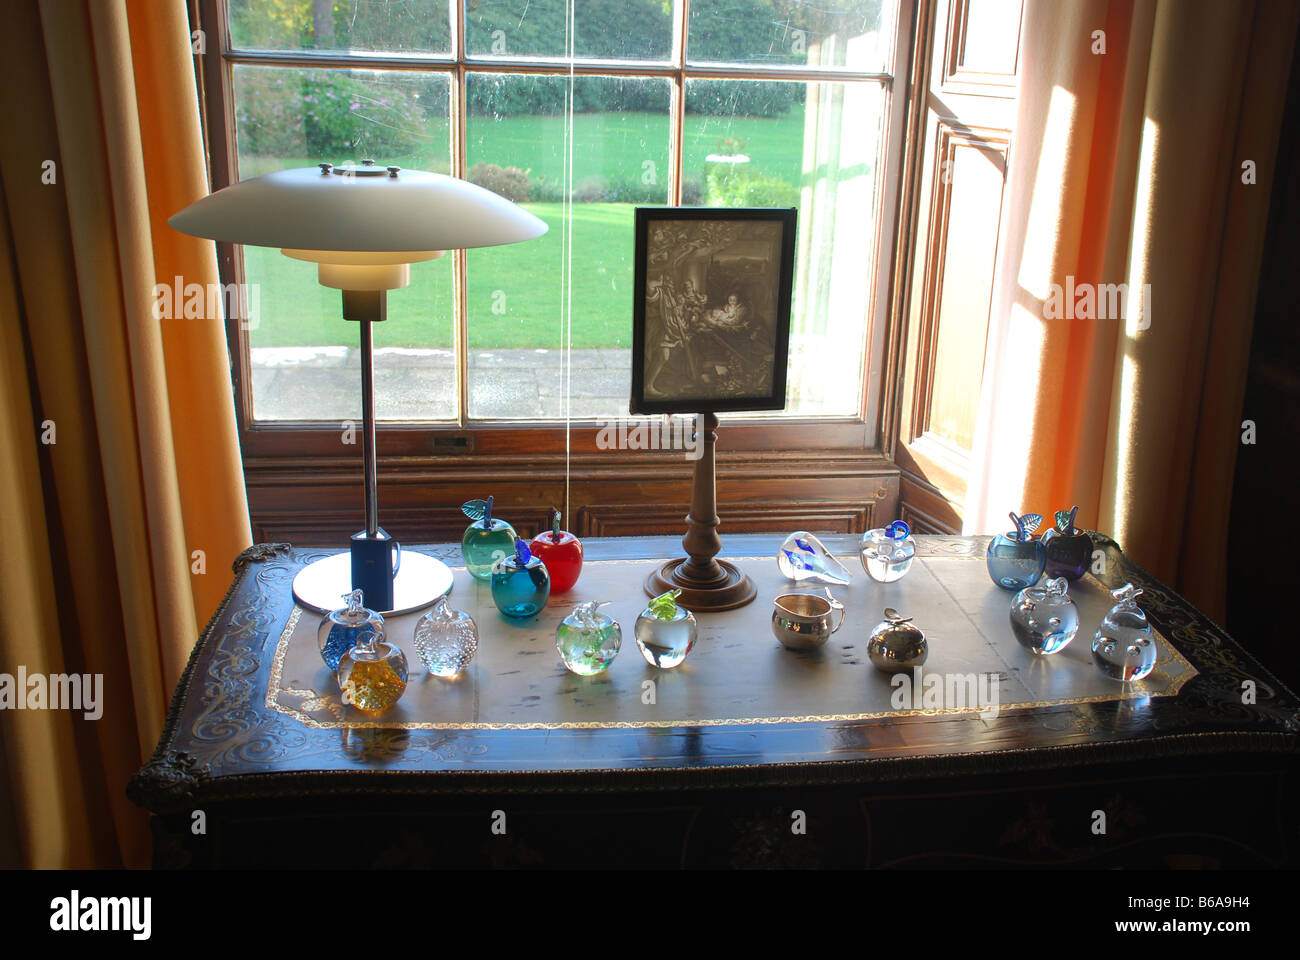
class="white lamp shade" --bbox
[168,166,548,252]
[281,248,446,290]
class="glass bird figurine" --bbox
[986,510,1047,590]
[1092,583,1157,681]
[556,601,622,676]
[634,589,698,668]
[860,520,916,583]
[1009,576,1079,655]
[777,531,852,585]
[413,596,478,678]
[336,614,408,715]
[461,495,518,581]
[490,538,551,619]
[1041,505,1092,582]
[317,589,385,672]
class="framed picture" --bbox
[631,206,796,415]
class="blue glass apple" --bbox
[490,537,551,619]
[986,510,1047,590]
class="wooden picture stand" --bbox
[644,412,757,610]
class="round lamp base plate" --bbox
[292,551,453,616]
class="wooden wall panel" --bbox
[899,473,963,534]
[578,499,883,539]
[248,455,900,548]
[943,0,1023,93]
[917,124,1009,454]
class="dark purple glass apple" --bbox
[1040,505,1092,581]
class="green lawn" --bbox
[243,110,811,350]
[246,202,641,349]
[463,109,809,188]
[239,110,807,191]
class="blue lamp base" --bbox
[350,528,399,611]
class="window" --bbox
[196,0,916,543]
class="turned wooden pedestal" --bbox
[643,412,756,610]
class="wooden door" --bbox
[894,0,1022,532]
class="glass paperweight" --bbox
[634,589,698,668]
[413,596,478,678]
[777,531,852,585]
[1092,583,1157,681]
[1041,505,1092,581]
[986,511,1047,590]
[529,509,583,595]
[860,520,916,583]
[1009,576,1079,655]
[490,538,551,619]
[461,495,518,581]
[336,616,408,715]
[556,601,622,676]
[317,589,385,671]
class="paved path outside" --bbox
[251,346,633,420]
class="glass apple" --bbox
[461,495,517,581]
[1041,505,1092,581]
[413,596,478,678]
[1092,583,1157,681]
[634,589,698,669]
[1009,576,1079,655]
[529,509,583,594]
[986,510,1047,590]
[490,537,551,619]
[335,610,407,715]
[860,519,916,583]
[317,588,384,671]
[556,601,622,675]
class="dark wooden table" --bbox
[129,534,1300,868]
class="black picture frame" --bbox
[630,206,796,415]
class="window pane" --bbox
[465,0,673,61]
[957,0,1022,74]
[229,0,452,55]
[685,78,887,420]
[231,66,457,421]
[688,0,897,73]
[466,74,671,419]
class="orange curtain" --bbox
[966,0,1298,622]
[0,0,251,867]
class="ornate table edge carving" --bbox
[128,544,283,814]
[233,541,293,574]
[136,729,1300,809]
[126,750,211,814]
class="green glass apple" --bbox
[461,495,517,581]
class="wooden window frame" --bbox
[191,0,934,542]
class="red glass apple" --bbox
[529,510,583,595]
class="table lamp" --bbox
[170,160,547,614]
